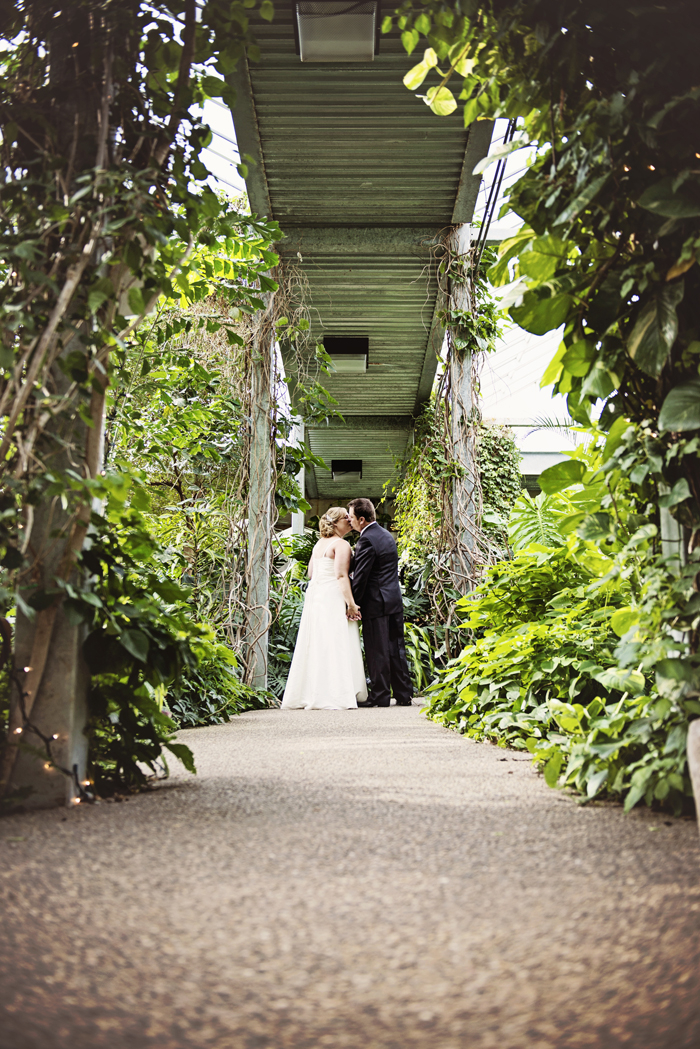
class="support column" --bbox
[448,224,478,593]
[291,418,306,535]
[244,307,274,690]
[2,359,105,808]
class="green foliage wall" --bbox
[477,425,522,550]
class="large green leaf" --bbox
[424,85,458,116]
[488,228,535,287]
[626,281,684,377]
[577,512,613,542]
[581,361,619,399]
[518,235,568,282]
[538,458,586,494]
[119,628,150,663]
[658,380,700,432]
[638,177,700,218]
[610,607,640,637]
[473,136,528,175]
[539,341,566,387]
[656,658,697,683]
[561,339,595,377]
[553,174,609,225]
[510,292,572,336]
[165,742,197,774]
[403,48,438,90]
[544,750,563,787]
[658,477,690,508]
[593,667,646,695]
[602,415,633,464]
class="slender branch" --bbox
[0,224,102,463]
[152,0,196,168]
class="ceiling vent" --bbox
[323,335,368,374]
[331,459,363,482]
[294,1,380,63]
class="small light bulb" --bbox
[44,763,51,770]
[648,164,655,170]
[81,779,91,787]
[13,727,22,734]
[23,666,32,673]
[623,165,630,172]
[51,733,59,740]
[72,797,81,805]
[696,152,700,159]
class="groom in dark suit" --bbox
[347,498,413,708]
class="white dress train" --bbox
[281,548,367,710]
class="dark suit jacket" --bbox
[350,524,404,619]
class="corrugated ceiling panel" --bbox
[248,14,469,228]
[307,425,411,499]
[234,6,484,501]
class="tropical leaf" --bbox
[508,491,567,549]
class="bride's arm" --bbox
[334,541,360,618]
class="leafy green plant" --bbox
[477,425,522,551]
[389,0,700,691]
[268,579,308,701]
[167,652,268,728]
[509,491,569,550]
[425,428,700,813]
[404,622,437,694]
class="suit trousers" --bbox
[362,612,413,707]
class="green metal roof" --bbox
[228,5,492,500]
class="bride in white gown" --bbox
[281,507,368,710]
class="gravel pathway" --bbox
[1,705,700,1049]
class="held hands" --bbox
[347,603,362,621]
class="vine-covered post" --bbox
[447,224,479,593]
[291,418,306,535]
[2,405,92,808]
[244,297,276,690]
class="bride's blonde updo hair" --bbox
[319,506,348,537]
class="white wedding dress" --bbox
[281,543,367,710]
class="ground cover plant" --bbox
[425,431,700,812]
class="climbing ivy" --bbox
[477,425,522,549]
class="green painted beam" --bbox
[414,292,446,414]
[276,227,444,256]
[225,59,272,219]
[452,120,495,225]
[308,415,414,430]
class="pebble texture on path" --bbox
[1,706,699,1049]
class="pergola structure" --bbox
[227,3,494,684]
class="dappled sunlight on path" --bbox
[1,707,699,1048]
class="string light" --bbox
[648,164,656,170]
[8,665,95,805]
[23,666,32,673]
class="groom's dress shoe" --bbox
[357,699,389,708]
[395,700,413,706]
